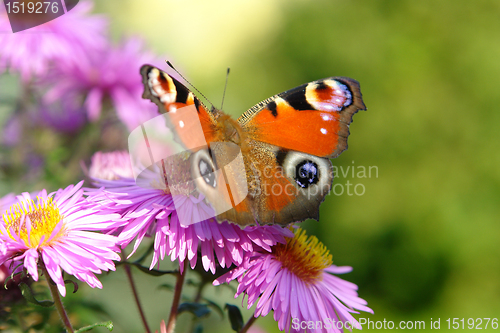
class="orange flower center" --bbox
[273,228,333,284]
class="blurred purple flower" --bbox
[86,150,134,180]
[2,98,86,147]
[43,38,161,130]
[1,115,21,146]
[0,182,121,296]
[0,1,107,81]
[37,96,87,133]
[215,228,373,333]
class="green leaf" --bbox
[157,283,175,292]
[4,274,13,288]
[75,321,114,332]
[19,282,54,308]
[178,303,211,318]
[64,279,79,293]
[193,324,203,333]
[4,264,25,288]
[185,279,199,287]
[225,304,243,332]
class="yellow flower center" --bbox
[2,197,65,248]
[273,228,333,284]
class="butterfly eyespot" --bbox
[281,151,333,194]
[295,160,319,188]
[191,149,218,190]
[199,158,216,188]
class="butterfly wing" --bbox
[141,65,220,150]
[141,65,258,226]
[229,77,366,225]
[214,140,335,226]
[238,77,366,158]
[141,65,233,225]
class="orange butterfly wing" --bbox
[234,77,366,224]
[141,65,256,225]
[141,65,219,150]
[238,77,366,158]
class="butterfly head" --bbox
[216,114,244,146]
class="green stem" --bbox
[166,261,188,333]
[124,264,151,333]
[239,315,258,333]
[193,281,206,304]
[41,264,74,333]
[188,282,207,333]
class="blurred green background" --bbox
[2,0,500,332]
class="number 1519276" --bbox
[447,318,498,329]
[5,2,60,14]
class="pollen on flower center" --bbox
[273,228,333,284]
[2,197,64,248]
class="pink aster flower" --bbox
[85,155,293,273]
[43,37,162,130]
[165,209,292,274]
[0,1,107,81]
[86,150,135,180]
[214,228,373,333]
[0,182,121,296]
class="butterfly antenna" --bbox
[221,67,230,110]
[166,60,215,109]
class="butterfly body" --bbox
[141,65,366,227]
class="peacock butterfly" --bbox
[139,64,366,227]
